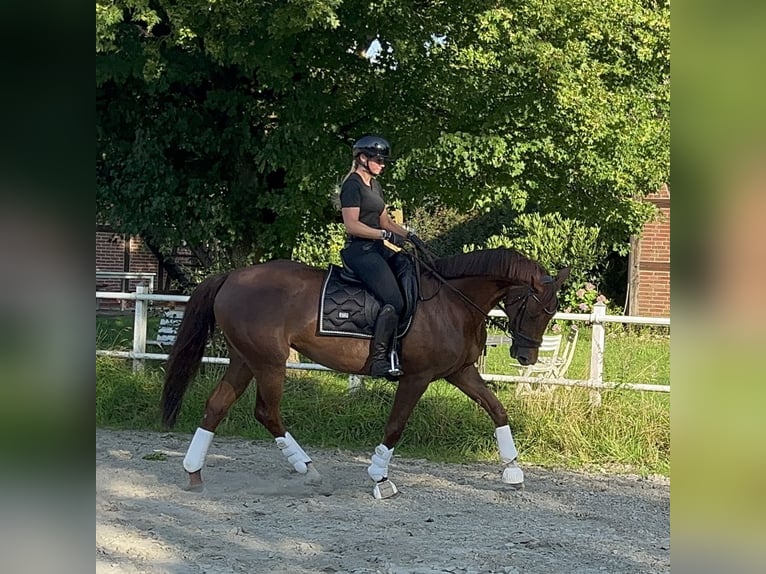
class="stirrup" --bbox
[388,350,403,377]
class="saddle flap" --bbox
[318,262,417,339]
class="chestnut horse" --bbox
[161,248,569,498]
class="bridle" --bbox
[501,287,557,348]
[412,251,557,349]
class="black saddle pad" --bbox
[318,263,416,339]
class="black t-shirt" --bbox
[339,173,386,230]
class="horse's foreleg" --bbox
[446,366,524,488]
[368,378,431,499]
[253,365,322,486]
[183,357,253,491]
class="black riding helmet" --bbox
[352,135,391,161]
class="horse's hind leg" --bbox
[182,354,253,491]
[252,364,322,486]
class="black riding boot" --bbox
[370,304,403,380]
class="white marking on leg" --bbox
[495,424,525,485]
[495,424,518,463]
[372,479,399,499]
[502,461,525,485]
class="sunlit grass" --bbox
[96,335,670,476]
[96,315,669,475]
[482,323,670,386]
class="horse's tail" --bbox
[161,272,229,428]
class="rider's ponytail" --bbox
[332,160,358,209]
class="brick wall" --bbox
[96,231,161,309]
[633,184,670,317]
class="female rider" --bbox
[338,135,421,379]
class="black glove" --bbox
[406,231,428,252]
[382,230,406,247]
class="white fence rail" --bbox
[96,286,670,398]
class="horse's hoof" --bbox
[372,479,399,499]
[304,465,323,486]
[502,463,525,488]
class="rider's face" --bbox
[366,155,386,174]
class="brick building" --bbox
[96,230,162,310]
[628,184,670,317]
[96,231,160,290]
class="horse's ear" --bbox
[554,267,571,288]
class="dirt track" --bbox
[96,428,669,574]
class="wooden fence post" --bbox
[132,285,148,373]
[589,302,606,407]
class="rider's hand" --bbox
[406,231,428,251]
[382,230,406,247]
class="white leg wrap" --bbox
[495,424,518,464]
[275,432,312,474]
[183,428,215,473]
[367,444,394,481]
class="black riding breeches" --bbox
[341,240,404,316]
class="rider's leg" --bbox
[341,244,404,377]
[370,303,400,377]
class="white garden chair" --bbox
[515,325,580,396]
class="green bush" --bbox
[408,204,606,304]
[292,222,345,268]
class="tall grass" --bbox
[96,333,669,476]
[96,314,136,351]
[482,323,670,386]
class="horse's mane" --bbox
[433,248,546,284]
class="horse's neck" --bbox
[443,276,509,314]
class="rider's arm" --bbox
[342,207,388,240]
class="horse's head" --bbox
[505,267,570,365]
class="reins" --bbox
[408,247,516,334]
[407,244,558,348]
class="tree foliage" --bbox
[467,212,602,290]
[96,0,669,275]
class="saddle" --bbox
[318,252,419,339]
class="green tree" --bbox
[388,0,669,259]
[97,0,669,278]
[97,0,380,267]
[472,212,602,288]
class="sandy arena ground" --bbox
[96,428,669,574]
